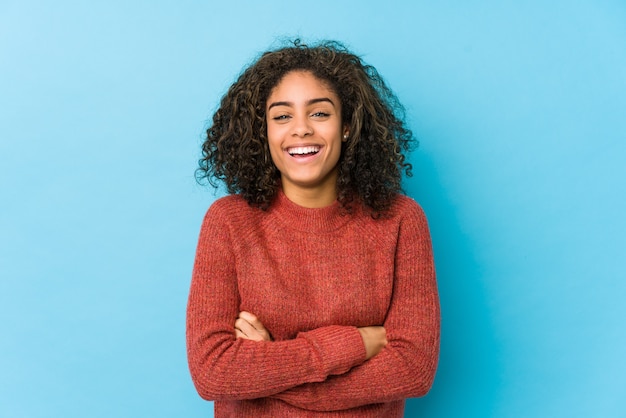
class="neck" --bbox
[281,178,338,208]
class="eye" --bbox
[311,111,330,118]
[272,114,290,121]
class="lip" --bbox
[284,143,324,162]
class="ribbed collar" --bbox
[268,189,353,233]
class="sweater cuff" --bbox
[299,325,366,378]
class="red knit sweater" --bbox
[186,190,440,417]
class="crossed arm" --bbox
[235,311,388,360]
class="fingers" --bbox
[358,326,388,360]
[234,317,264,341]
[238,311,261,327]
[234,311,272,341]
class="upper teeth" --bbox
[288,146,319,155]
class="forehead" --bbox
[268,70,338,101]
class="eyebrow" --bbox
[267,97,336,110]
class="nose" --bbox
[292,114,313,137]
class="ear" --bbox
[342,125,350,142]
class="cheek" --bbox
[266,123,284,145]
[265,126,278,148]
[265,132,284,168]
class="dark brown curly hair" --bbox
[197,40,415,214]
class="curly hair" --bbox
[197,40,415,214]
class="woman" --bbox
[187,40,440,417]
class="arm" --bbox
[270,203,441,411]
[236,311,388,360]
[186,203,367,401]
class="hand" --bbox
[234,311,272,341]
[357,326,387,360]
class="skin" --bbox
[265,70,347,209]
[234,70,388,361]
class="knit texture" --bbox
[186,190,440,417]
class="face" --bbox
[266,71,347,205]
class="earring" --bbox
[343,133,349,139]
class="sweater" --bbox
[186,190,440,417]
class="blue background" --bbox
[1,1,625,417]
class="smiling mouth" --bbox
[287,146,320,157]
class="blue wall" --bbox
[1,1,624,417]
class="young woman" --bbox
[186,40,440,417]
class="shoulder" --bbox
[384,194,431,238]
[352,194,429,242]
[207,194,249,214]
[202,194,263,226]
[387,194,428,222]
[352,194,428,226]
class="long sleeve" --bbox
[186,201,367,401]
[270,202,440,411]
